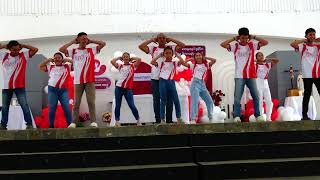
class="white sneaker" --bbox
[137,120,142,126]
[90,122,98,128]
[68,123,76,128]
[160,119,166,124]
[234,117,241,123]
[256,115,265,122]
[115,121,121,127]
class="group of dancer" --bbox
[0,27,319,130]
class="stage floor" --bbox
[0,121,319,141]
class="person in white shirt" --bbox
[290,28,320,120]
[0,40,38,130]
[139,33,185,124]
[38,52,73,128]
[180,52,216,124]
[59,32,106,128]
[255,52,279,121]
[111,52,142,127]
[151,47,185,124]
[220,27,268,123]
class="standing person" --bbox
[220,27,268,122]
[59,32,106,128]
[180,52,216,124]
[290,28,320,120]
[151,47,184,124]
[111,53,142,127]
[38,52,73,128]
[255,52,279,121]
[0,40,38,130]
[139,33,185,124]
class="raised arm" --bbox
[206,57,217,67]
[20,44,38,57]
[59,38,77,55]
[38,58,53,72]
[166,37,186,52]
[175,53,189,67]
[151,53,162,66]
[131,57,142,68]
[111,57,121,69]
[252,35,268,47]
[220,36,237,49]
[290,39,306,49]
[88,39,106,52]
[138,37,157,54]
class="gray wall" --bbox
[25,54,48,117]
[267,51,301,106]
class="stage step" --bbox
[0,163,198,180]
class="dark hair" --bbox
[77,32,88,37]
[194,51,204,58]
[7,40,20,49]
[255,52,263,58]
[305,28,316,36]
[238,27,250,36]
[164,46,173,54]
[122,52,130,58]
[54,52,64,59]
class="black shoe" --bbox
[26,125,33,129]
[0,125,7,130]
[301,116,311,120]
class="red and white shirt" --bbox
[297,44,320,78]
[116,63,135,89]
[66,46,99,84]
[159,61,178,80]
[256,62,272,79]
[1,50,31,89]
[189,61,209,80]
[46,63,71,88]
[228,41,260,79]
[148,45,176,80]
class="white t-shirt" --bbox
[148,45,176,80]
[0,50,31,89]
[228,42,260,79]
[116,63,135,89]
[46,63,72,88]
[159,61,178,80]
[297,44,320,78]
[256,62,272,79]
[66,45,99,84]
[189,62,208,80]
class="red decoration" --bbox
[132,62,152,95]
[212,90,225,106]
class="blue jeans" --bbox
[151,79,173,123]
[1,88,32,127]
[234,78,261,118]
[190,78,213,120]
[159,78,181,120]
[48,86,72,128]
[115,86,140,121]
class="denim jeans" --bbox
[234,78,261,118]
[48,86,72,128]
[159,78,181,120]
[114,86,140,121]
[190,78,213,120]
[151,79,173,123]
[1,88,32,127]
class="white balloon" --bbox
[44,86,48,94]
[218,111,227,120]
[282,112,293,121]
[249,114,256,122]
[200,116,210,123]
[213,106,221,114]
[181,54,186,60]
